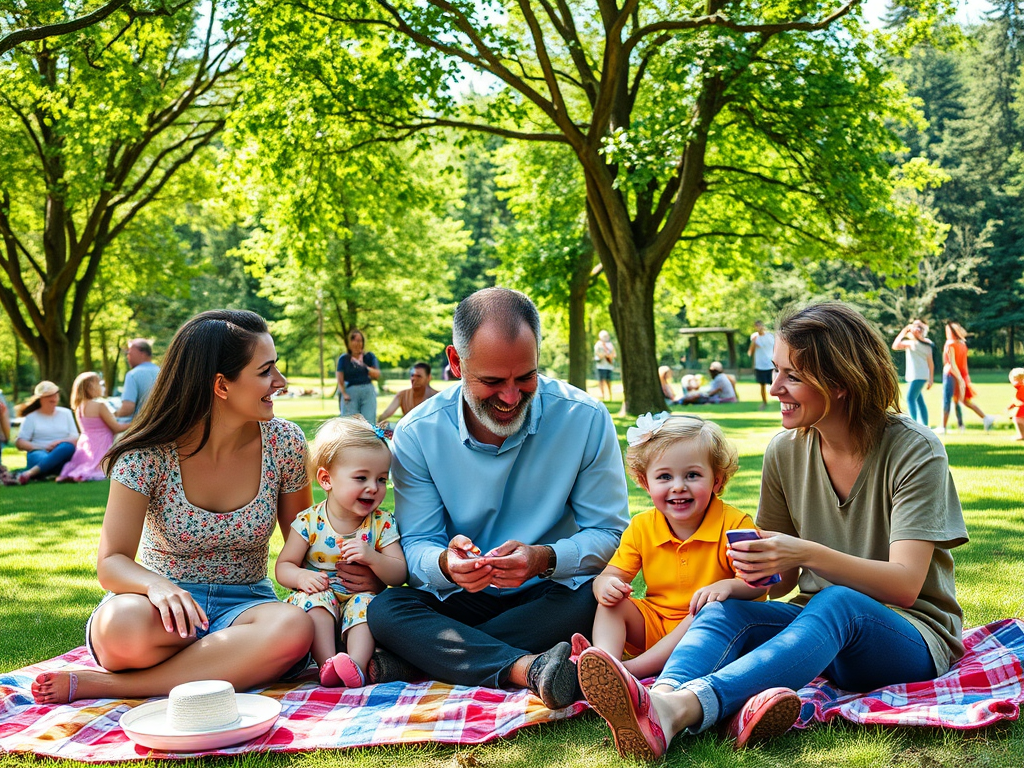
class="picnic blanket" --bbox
[1,619,1021,761]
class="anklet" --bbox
[67,672,78,702]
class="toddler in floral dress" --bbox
[276,416,406,687]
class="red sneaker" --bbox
[725,687,800,749]
[570,632,591,660]
[577,647,668,761]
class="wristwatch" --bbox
[538,546,557,579]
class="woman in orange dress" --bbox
[939,321,994,434]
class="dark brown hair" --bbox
[105,310,269,473]
[777,302,900,455]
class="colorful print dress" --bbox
[283,501,401,633]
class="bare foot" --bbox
[31,671,79,704]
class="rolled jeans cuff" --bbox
[679,679,720,733]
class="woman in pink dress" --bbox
[57,372,130,482]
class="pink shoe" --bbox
[577,647,668,761]
[319,652,366,688]
[570,632,591,660]
[725,687,800,749]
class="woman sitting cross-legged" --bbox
[15,381,80,483]
[32,310,317,704]
[577,302,968,760]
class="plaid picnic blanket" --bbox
[1,619,1021,761]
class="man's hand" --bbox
[440,535,494,592]
[335,560,385,594]
[593,575,632,607]
[480,540,548,589]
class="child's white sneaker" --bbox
[983,415,996,431]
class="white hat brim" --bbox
[119,693,281,752]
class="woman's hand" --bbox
[728,530,806,585]
[146,580,209,638]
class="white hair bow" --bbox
[625,411,671,447]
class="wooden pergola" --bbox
[678,327,740,370]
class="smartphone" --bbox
[725,529,781,586]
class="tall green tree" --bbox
[0,0,240,393]
[256,0,950,413]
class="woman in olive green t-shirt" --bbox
[577,303,968,761]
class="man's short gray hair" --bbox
[452,287,541,361]
[129,338,153,356]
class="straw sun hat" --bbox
[119,680,281,752]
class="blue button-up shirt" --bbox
[391,375,629,599]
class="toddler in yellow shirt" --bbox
[579,413,767,679]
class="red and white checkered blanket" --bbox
[1,620,1020,761]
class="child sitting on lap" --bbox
[580,413,766,679]
[275,416,406,687]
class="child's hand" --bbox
[595,576,632,607]
[340,537,374,566]
[296,570,330,595]
[689,579,739,615]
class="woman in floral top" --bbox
[33,310,319,704]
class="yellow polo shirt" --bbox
[608,497,755,624]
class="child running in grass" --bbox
[275,416,406,687]
[1008,368,1024,441]
[577,413,767,679]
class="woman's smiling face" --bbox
[769,338,829,431]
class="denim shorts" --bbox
[85,578,281,664]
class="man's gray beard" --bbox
[463,386,534,438]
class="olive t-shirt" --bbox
[756,416,968,675]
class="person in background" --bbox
[0,390,13,485]
[594,330,617,402]
[659,366,678,404]
[337,329,381,423]
[1007,368,1024,441]
[938,321,994,434]
[14,381,80,483]
[57,372,130,482]
[680,362,737,405]
[115,339,160,422]
[891,320,934,427]
[377,362,439,428]
[748,321,775,411]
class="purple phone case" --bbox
[726,529,781,586]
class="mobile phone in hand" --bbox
[725,529,781,586]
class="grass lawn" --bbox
[1,375,1022,767]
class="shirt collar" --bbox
[651,495,728,546]
[455,379,546,454]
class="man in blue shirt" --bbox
[115,339,160,421]
[367,288,629,709]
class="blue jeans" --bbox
[942,375,964,426]
[26,442,76,476]
[341,382,377,423]
[367,581,597,688]
[657,587,936,732]
[906,379,928,425]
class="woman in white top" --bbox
[15,381,80,483]
[891,319,934,426]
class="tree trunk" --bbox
[566,247,594,391]
[603,260,664,415]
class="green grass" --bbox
[1,377,1023,767]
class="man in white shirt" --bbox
[748,320,775,410]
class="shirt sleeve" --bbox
[274,419,309,494]
[755,435,800,537]
[18,413,35,443]
[110,447,164,497]
[390,425,453,596]
[365,352,380,369]
[121,370,139,403]
[374,509,401,550]
[550,408,630,583]
[888,432,968,549]
[290,506,314,543]
[606,517,642,578]
[336,355,347,374]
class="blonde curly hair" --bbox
[626,415,739,493]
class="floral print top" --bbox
[110,418,309,584]
[291,501,400,573]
